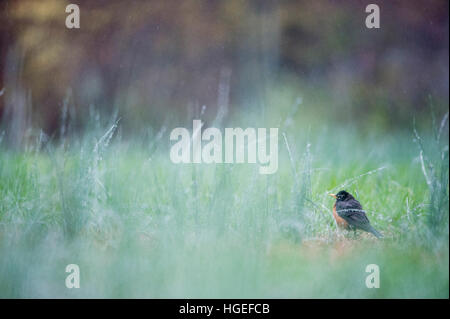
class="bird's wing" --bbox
[336,200,371,229]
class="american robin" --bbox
[328,190,382,238]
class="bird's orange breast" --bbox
[333,203,350,230]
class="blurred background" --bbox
[0,0,448,144]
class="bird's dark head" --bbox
[329,190,353,201]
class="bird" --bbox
[328,190,383,238]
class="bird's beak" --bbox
[328,193,337,199]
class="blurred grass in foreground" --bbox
[0,94,448,298]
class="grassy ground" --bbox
[0,98,448,298]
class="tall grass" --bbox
[413,109,449,247]
[0,93,448,298]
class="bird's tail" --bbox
[369,226,383,239]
